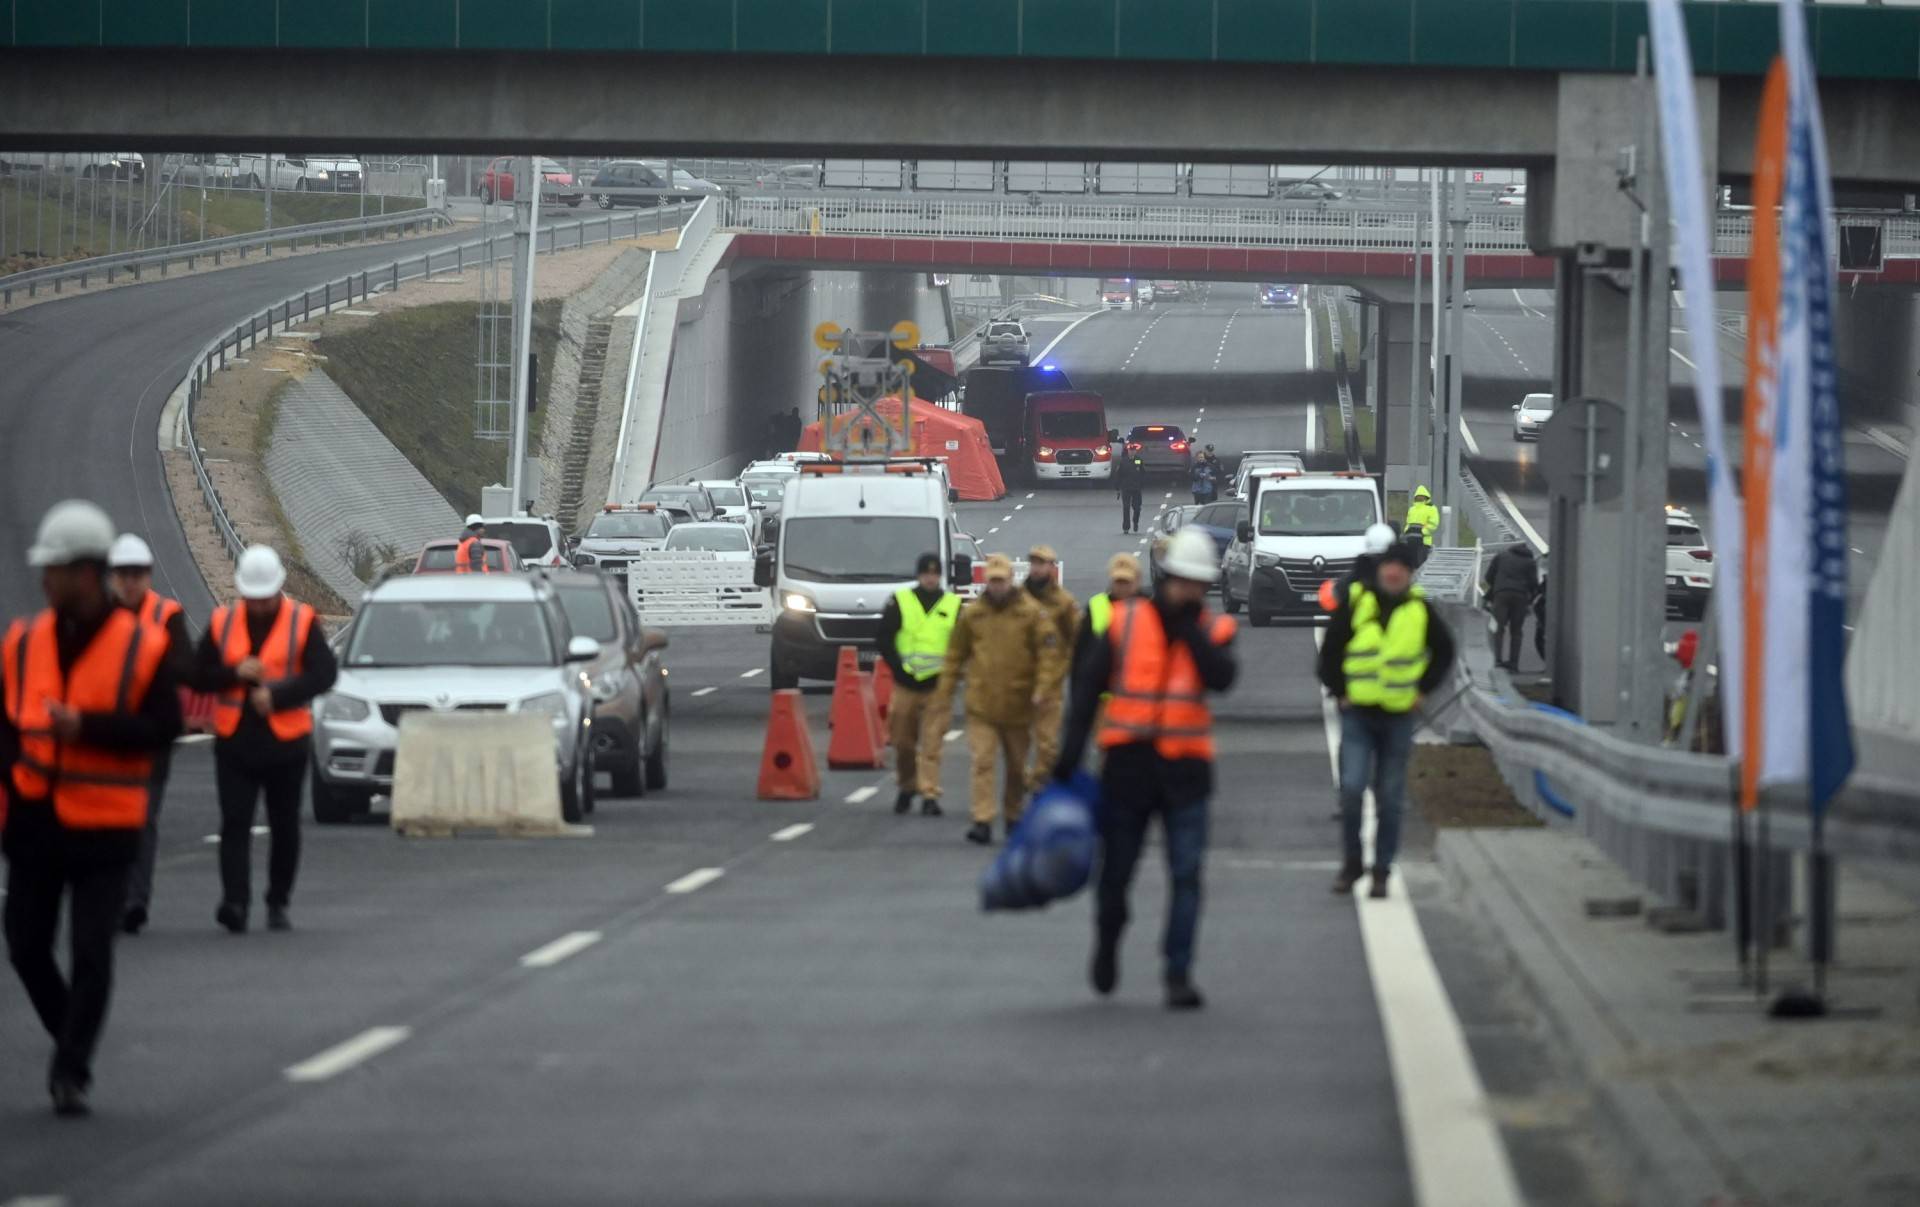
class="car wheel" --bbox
[560,748,588,824]
[611,717,645,798]
[309,761,367,825]
[295,177,308,192]
[1223,584,1242,615]
[1250,609,1273,629]
[245,173,261,190]
[597,194,613,210]
[644,718,669,792]
[481,184,493,205]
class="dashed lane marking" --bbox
[692,687,717,697]
[665,868,725,894]
[943,728,963,743]
[771,823,814,842]
[989,527,999,534]
[1014,503,1024,510]
[1001,515,1012,522]
[739,668,763,679]
[1025,492,1035,499]
[519,931,602,968]
[845,786,879,805]
[285,1026,411,1083]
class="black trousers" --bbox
[1490,591,1529,667]
[4,820,132,1088]
[125,755,172,912]
[216,755,305,909]
[1120,489,1143,531]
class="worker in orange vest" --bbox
[193,545,336,934]
[455,515,491,574]
[3,501,181,1116]
[1052,527,1237,1011]
[106,534,196,936]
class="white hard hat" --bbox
[234,544,287,600]
[108,533,155,569]
[465,514,484,528]
[1160,526,1220,583]
[27,500,115,567]
[1363,522,1396,556]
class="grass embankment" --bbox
[316,300,562,516]
[1319,405,1376,456]
[1410,745,1542,829]
[0,176,423,272]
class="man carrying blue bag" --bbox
[1051,528,1237,1011]
[979,772,1102,912]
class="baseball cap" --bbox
[1028,544,1058,563]
[1106,553,1140,583]
[983,553,1015,582]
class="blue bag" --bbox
[979,772,1102,912]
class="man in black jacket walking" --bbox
[1115,451,1146,533]
[1481,542,1539,671]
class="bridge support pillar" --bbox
[1376,300,1432,497]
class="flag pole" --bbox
[1755,785,1772,996]
[1731,763,1751,981]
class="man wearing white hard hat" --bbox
[193,545,336,934]
[456,515,492,575]
[106,534,197,935]
[3,501,182,1115]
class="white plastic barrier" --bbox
[390,713,583,837]
[626,551,775,626]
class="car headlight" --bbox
[1254,552,1281,569]
[591,669,625,703]
[519,691,571,727]
[782,592,816,614]
[319,693,370,723]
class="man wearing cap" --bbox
[1022,546,1078,792]
[874,552,958,818]
[106,535,197,935]
[1074,553,1143,673]
[3,501,182,1115]
[1054,527,1236,1011]
[935,553,1063,845]
[1115,449,1146,534]
[195,545,337,933]
[1317,542,1455,899]
[455,515,491,574]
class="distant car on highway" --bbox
[1124,424,1193,476]
[1259,283,1302,309]
[1282,181,1344,202]
[1136,282,1156,306]
[1153,281,1185,301]
[572,505,674,581]
[589,159,718,208]
[1512,392,1555,440]
[1149,502,1237,592]
[1497,184,1527,207]
[480,157,584,207]
[413,537,516,575]
[640,484,718,523]
[1664,506,1713,620]
[979,321,1031,366]
[546,568,671,797]
[0,151,147,180]
[663,521,754,562]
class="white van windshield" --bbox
[783,517,941,584]
[1258,489,1376,537]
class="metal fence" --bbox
[177,204,694,564]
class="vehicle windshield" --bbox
[643,489,708,513]
[1666,525,1704,547]
[665,527,750,552]
[536,157,567,174]
[782,517,941,583]
[742,478,787,504]
[704,485,747,508]
[483,522,555,560]
[1258,489,1377,537]
[554,586,618,642]
[418,544,508,572]
[1522,395,1555,412]
[585,512,670,540]
[1038,410,1105,439]
[345,600,555,667]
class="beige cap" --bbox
[1106,553,1141,583]
[1028,543,1058,563]
[983,553,1015,581]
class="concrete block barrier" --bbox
[391,713,588,837]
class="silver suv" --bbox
[310,575,600,825]
[980,321,1031,366]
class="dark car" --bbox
[640,485,717,523]
[545,569,671,797]
[1124,424,1193,476]
[1149,502,1236,593]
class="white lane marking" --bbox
[1491,485,1548,552]
[739,668,763,678]
[5,1196,70,1207]
[943,728,963,743]
[1458,417,1481,458]
[1312,631,1523,1207]
[665,867,725,894]
[1001,515,1013,523]
[989,527,999,534]
[1014,503,1024,510]
[1861,426,1909,459]
[178,733,213,745]
[1030,308,1105,364]
[845,786,879,804]
[519,931,602,968]
[1511,288,1548,320]
[1670,347,1698,371]
[692,687,717,697]
[1306,400,1317,450]
[771,823,814,842]
[1198,407,1205,414]
[1025,492,1036,499]
[285,1026,412,1083]
[202,835,219,844]
[1163,491,1172,499]
[1850,546,1864,555]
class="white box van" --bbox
[1220,470,1382,626]
[756,461,967,688]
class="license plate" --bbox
[1301,593,1319,603]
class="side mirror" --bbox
[948,488,960,504]
[1511,403,1520,411]
[566,636,602,663]
[1235,520,1253,543]
[753,553,775,589]
[950,553,973,589]
[642,629,670,654]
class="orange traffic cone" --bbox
[827,646,885,769]
[871,658,895,735]
[757,689,821,800]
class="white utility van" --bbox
[1220,470,1382,626]
[756,460,968,688]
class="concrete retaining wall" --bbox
[535,248,651,523]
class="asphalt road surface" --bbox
[1,287,1624,1205]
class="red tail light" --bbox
[1171,441,1189,452]
[1126,441,1142,452]
[1688,549,1713,562]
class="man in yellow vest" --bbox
[1404,487,1440,566]
[193,545,336,934]
[1316,543,1455,898]
[3,501,181,1115]
[875,552,959,818]
[1023,545,1078,793]
[1072,552,1142,673]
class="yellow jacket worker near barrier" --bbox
[1404,488,1440,547]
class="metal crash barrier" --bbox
[626,551,774,626]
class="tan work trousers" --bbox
[1027,691,1065,793]
[890,687,948,797]
[967,717,1032,826]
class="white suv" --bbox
[1664,507,1713,619]
[310,575,600,824]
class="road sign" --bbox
[1538,396,1625,504]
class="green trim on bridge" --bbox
[6,1,1917,80]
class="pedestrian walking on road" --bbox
[1481,541,1539,671]
[934,554,1063,845]
[455,515,491,574]
[106,534,195,936]
[1022,545,1079,792]
[1116,453,1146,533]
[1189,456,1216,505]
[1404,487,1440,566]
[3,501,181,1116]
[1317,543,1455,899]
[1053,527,1237,1010]
[196,545,336,934]
[875,552,959,818]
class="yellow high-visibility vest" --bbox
[1341,583,1430,713]
[894,587,960,681]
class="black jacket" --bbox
[194,606,337,765]
[874,585,950,693]
[1054,596,1237,800]
[1483,545,1540,600]
[1115,455,1146,491]
[1316,587,1456,704]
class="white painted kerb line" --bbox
[771,823,814,842]
[666,867,725,894]
[520,931,602,968]
[285,1026,411,1083]
[845,785,878,804]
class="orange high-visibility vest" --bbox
[1097,598,1235,761]
[136,589,183,631]
[455,535,491,574]
[209,598,315,741]
[3,608,167,829]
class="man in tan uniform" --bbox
[936,554,1064,845]
[1022,544,1079,791]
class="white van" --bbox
[757,461,967,688]
[1220,470,1382,626]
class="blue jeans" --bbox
[1097,795,1209,982]
[1338,707,1415,872]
